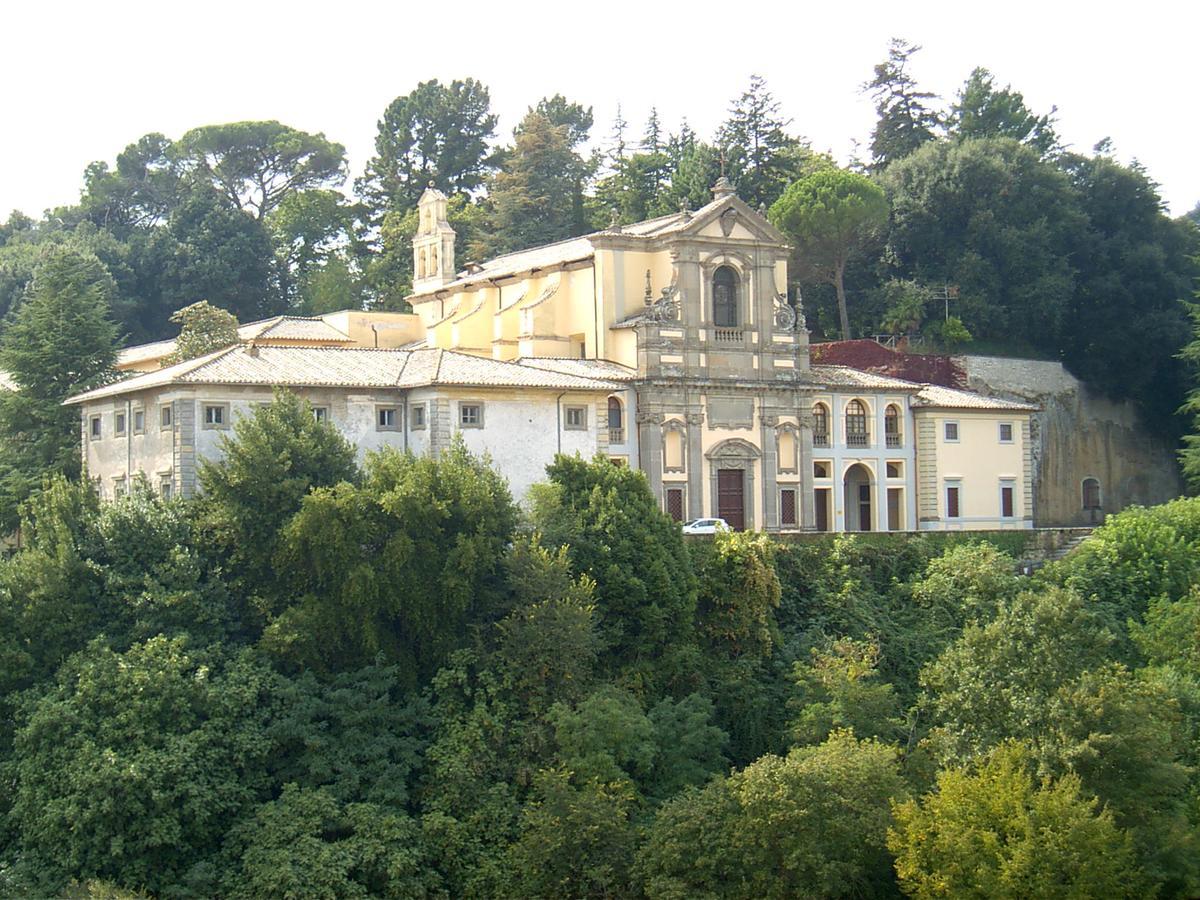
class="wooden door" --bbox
[717,469,745,530]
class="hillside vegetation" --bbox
[0,393,1197,897]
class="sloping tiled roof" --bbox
[116,316,355,368]
[515,357,639,382]
[239,316,353,343]
[420,236,596,297]
[117,338,179,367]
[67,345,621,404]
[807,365,921,392]
[403,350,621,390]
[912,384,1038,411]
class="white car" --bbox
[682,517,732,535]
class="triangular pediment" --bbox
[679,195,789,246]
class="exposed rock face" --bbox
[957,355,1184,526]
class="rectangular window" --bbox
[90,415,102,440]
[886,461,902,479]
[114,411,127,437]
[944,421,959,442]
[999,422,1014,443]
[459,403,483,428]
[946,484,962,519]
[813,461,830,479]
[160,405,173,429]
[1001,481,1015,518]
[203,404,229,429]
[113,477,127,499]
[564,405,587,430]
[160,477,174,500]
[376,406,399,431]
[411,404,426,429]
[133,409,145,434]
[312,406,329,423]
[780,488,797,527]
[666,487,685,522]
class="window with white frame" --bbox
[459,403,483,428]
[312,406,329,423]
[564,405,587,430]
[943,421,960,442]
[812,403,830,447]
[845,400,869,447]
[203,403,229,429]
[998,421,1014,443]
[884,404,902,448]
[376,406,399,431]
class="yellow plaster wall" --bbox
[920,411,1030,520]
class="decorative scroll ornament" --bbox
[649,285,680,323]
[773,291,797,331]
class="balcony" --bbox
[813,432,830,448]
[886,433,902,449]
[846,432,869,448]
[713,328,743,343]
[608,427,625,444]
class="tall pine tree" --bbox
[0,246,118,530]
[863,39,942,171]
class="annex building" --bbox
[67,180,1036,533]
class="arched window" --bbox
[712,266,739,327]
[1082,478,1101,510]
[885,404,901,448]
[845,400,868,447]
[608,396,624,442]
[812,403,830,447]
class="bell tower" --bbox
[412,183,456,292]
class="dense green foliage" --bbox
[0,404,1196,895]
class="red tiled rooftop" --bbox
[810,340,965,389]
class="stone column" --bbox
[798,408,817,530]
[686,410,705,520]
[760,412,779,532]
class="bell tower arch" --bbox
[413,183,456,292]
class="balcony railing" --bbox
[813,433,830,448]
[846,432,869,448]
[713,328,743,343]
[608,427,625,444]
[886,434,902,449]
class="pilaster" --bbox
[685,410,705,520]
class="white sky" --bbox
[3,0,1197,218]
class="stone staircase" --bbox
[1019,528,1094,574]
[1044,531,1093,563]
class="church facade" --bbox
[68,181,1035,533]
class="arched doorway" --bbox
[844,463,873,532]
